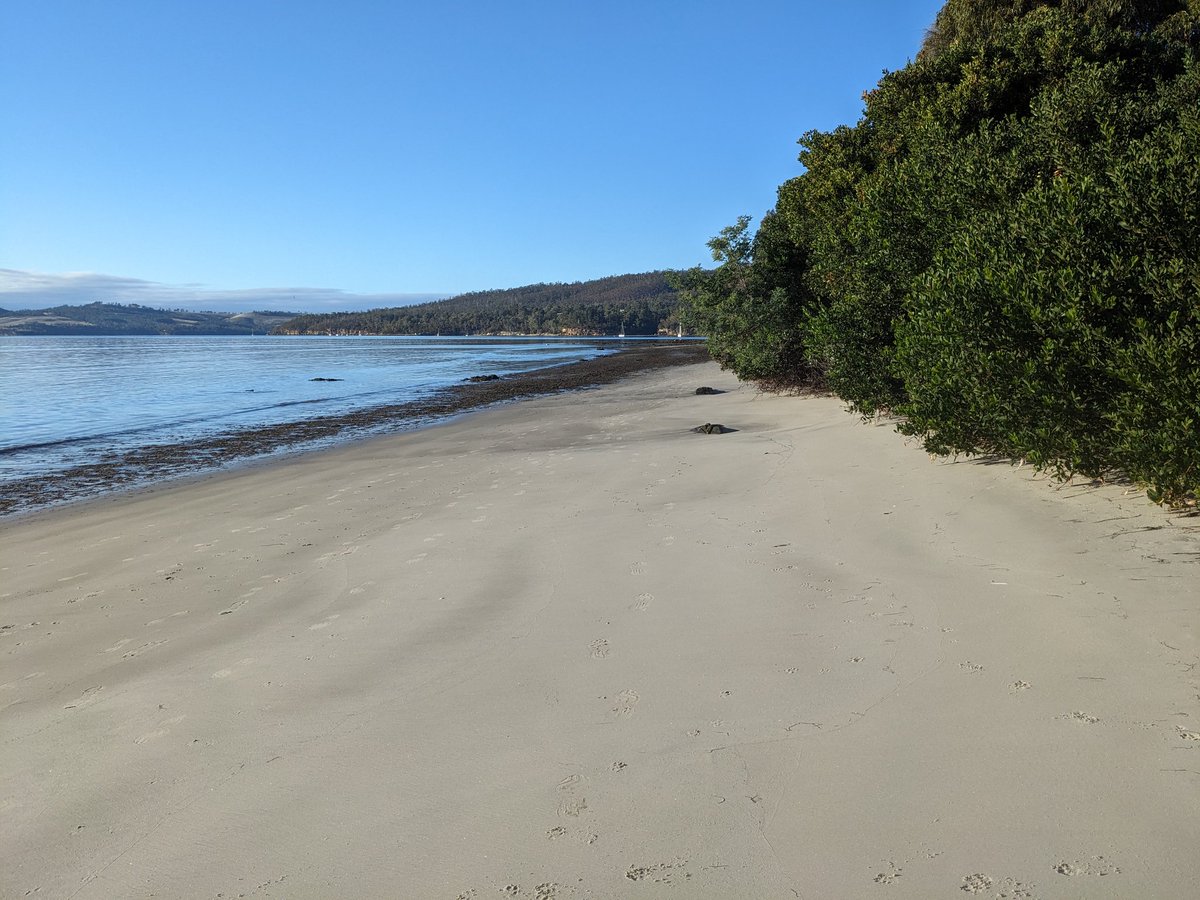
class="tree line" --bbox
[277,272,683,337]
[673,0,1199,506]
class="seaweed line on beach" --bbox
[0,343,710,517]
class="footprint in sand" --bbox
[557,774,582,792]
[63,685,104,709]
[1055,856,1120,877]
[557,796,588,817]
[629,593,653,612]
[874,862,903,884]
[135,714,186,744]
[612,690,640,718]
[589,639,610,659]
[626,860,690,885]
[212,658,255,679]
[629,562,646,575]
[960,873,994,893]
[122,640,168,659]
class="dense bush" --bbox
[669,213,816,388]
[686,0,1199,505]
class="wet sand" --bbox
[1,359,1198,898]
[0,343,709,516]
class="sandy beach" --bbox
[2,359,1198,899]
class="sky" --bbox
[1,1,944,313]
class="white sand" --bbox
[2,360,1197,899]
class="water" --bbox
[0,335,618,486]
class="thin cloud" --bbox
[0,269,448,314]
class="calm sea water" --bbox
[0,335,619,484]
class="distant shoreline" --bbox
[0,342,709,517]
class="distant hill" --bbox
[0,303,299,336]
[277,272,686,337]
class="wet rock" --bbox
[695,386,721,395]
[310,377,343,382]
[692,423,728,434]
[466,374,501,382]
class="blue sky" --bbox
[1,1,944,312]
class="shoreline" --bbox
[0,342,709,517]
[2,360,1197,898]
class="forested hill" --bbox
[277,272,683,336]
[0,303,297,335]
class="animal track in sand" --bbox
[1064,711,1101,724]
[1176,726,1200,741]
[1010,680,1032,692]
[611,689,640,718]
[589,639,610,659]
[959,660,985,673]
[557,774,582,792]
